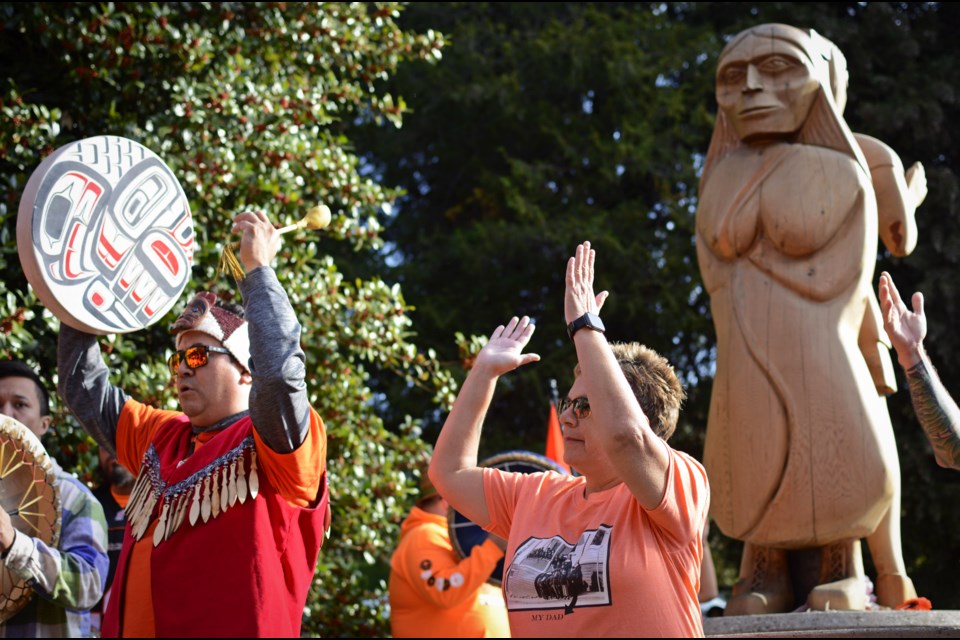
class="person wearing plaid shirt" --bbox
[0,360,109,638]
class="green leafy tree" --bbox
[0,3,451,635]
[357,1,724,455]
[359,1,960,609]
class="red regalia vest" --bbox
[103,414,328,637]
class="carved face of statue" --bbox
[716,29,822,143]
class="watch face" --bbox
[568,312,604,339]
[581,313,604,331]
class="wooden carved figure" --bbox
[696,23,922,614]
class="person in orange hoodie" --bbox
[390,460,510,638]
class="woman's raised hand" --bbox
[473,316,540,377]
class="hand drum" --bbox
[17,135,194,334]
[0,415,60,622]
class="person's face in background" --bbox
[98,447,135,491]
[0,376,51,439]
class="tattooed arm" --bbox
[905,360,960,470]
[879,271,960,470]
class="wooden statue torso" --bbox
[696,142,899,548]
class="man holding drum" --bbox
[430,241,708,637]
[0,360,110,637]
[57,210,330,637]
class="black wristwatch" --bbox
[567,312,605,340]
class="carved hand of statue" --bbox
[905,161,928,210]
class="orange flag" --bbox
[545,402,571,474]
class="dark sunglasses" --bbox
[168,345,233,376]
[559,396,591,419]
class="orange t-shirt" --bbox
[114,399,327,638]
[482,448,708,638]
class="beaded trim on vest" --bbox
[126,435,261,546]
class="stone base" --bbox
[704,610,960,637]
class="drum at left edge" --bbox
[16,135,195,335]
[0,415,61,622]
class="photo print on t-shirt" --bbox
[504,524,612,613]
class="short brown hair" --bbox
[576,343,685,441]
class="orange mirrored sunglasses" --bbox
[168,345,233,376]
